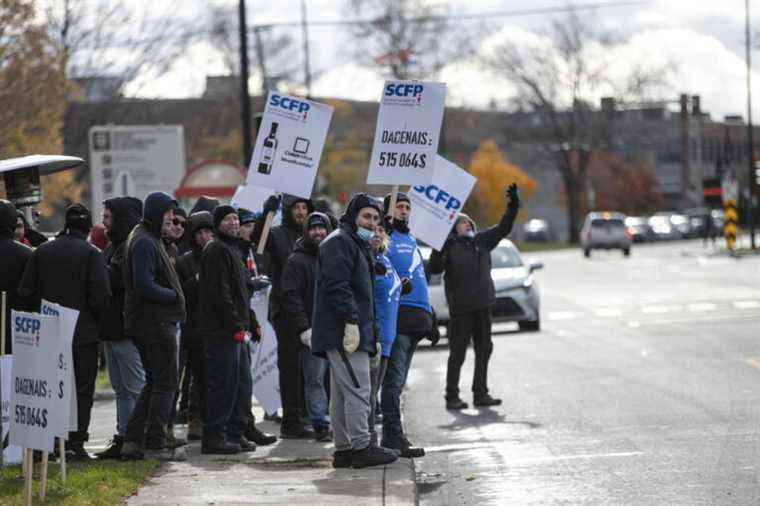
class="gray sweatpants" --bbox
[326,349,371,452]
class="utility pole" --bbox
[746,0,756,249]
[238,0,253,168]
[253,26,268,95]
[301,0,312,97]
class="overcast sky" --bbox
[112,0,760,121]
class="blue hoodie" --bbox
[387,230,431,313]
[373,251,402,357]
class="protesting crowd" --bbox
[0,181,520,470]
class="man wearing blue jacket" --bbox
[381,192,437,457]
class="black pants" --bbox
[185,341,207,422]
[205,335,251,441]
[126,323,179,449]
[274,323,304,431]
[69,342,99,446]
[446,308,493,401]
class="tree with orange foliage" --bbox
[466,140,537,227]
[587,152,662,216]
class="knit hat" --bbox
[382,192,411,215]
[188,211,213,235]
[340,193,383,230]
[65,203,93,232]
[306,212,331,231]
[238,207,256,225]
[213,205,237,229]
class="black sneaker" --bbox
[201,437,242,455]
[382,433,425,458]
[120,441,144,461]
[446,397,469,410]
[351,445,398,469]
[246,424,277,446]
[314,426,332,442]
[145,446,187,462]
[66,445,94,463]
[333,449,352,468]
[280,427,315,439]
[233,436,257,452]
[473,394,502,407]
[95,435,124,460]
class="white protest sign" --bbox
[247,92,334,199]
[9,311,59,452]
[249,288,281,414]
[231,184,282,226]
[367,80,446,186]
[40,301,78,437]
[2,355,23,465]
[409,156,477,251]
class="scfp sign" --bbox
[412,184,462,212]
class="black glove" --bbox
[401,277,412,295]
[374,262,387,276]
[263,195,281,215]
[506,183,520,212]
[250,275,271,292]
[428,309,441,347]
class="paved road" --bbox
[405,240,760,505]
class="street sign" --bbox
[89,125,186,221]
[702,177,722,206]
[246,92,334,199]
[367,80,446,186]
[409,156,476,251]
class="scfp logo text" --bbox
[413,185,461,211]
[269,94,310,116]
[385,84,424,97]
[14,316,41,334]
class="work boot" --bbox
[202,435,241,455]
[66,444,94,463]
[95,435,124,460]
[332,449,352,469]
[473,394,502,407]
[145,446,187,462]
[382,433,425,458]
[232,436,257,453]
[280,426,315,440]
[446,397,469,410]
[351,445,398,469]
[314,426,332,443]
[245,422,277,446]
[120,441,145,461]
[187,416,203,441]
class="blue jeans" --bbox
[104,339,146,437]
[205,336,252,440]
[381,333,417,437]
[300,349,329,428]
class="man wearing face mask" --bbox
[280,212,333,442]
[428,184,520,410]
[312,194,397,469]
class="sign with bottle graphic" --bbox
[247,92,334,199]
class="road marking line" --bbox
[595,308,623,317]
[744,357,760,370]
[734,300,760,310]
[687,302,716,312]
[548,311,576,320]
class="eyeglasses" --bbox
[173,219,186,228]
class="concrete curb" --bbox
[384,458,417,506]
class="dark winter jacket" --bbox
[123,192,186,334]
[198,230,252,337]
[279,213,332,339]
[16,211,48,248]
[19,228,111,347]
[0,200,34,354]
[100,197,142,341]
[176,211,213,346]
[427,210,517,315]
[311,197,376,358]
[252,195,314,322]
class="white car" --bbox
[580,212,632,257]
[421,239,543,332]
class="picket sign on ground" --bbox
[367,80,446,186]
[246,91,334,199]
[409,155,477,251]
[249,287,281,414]
[9,311,60,453]
[40,301,78,437]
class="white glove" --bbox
[343,323,360,353]
[300,328,312,347]
[370,342,381,369]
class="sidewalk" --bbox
[86,395,416,505]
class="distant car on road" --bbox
[523,219,552,242]
[421,239,543,332]
[625,216,654,243]
[648,214,677,241]
[581,212,632,257]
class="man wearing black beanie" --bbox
[19,203,111,461]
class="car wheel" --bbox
[519,318,540,332]
[583,248,591,258]
[623,248,631,257]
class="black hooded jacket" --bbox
[252,195,314,322]
[0,200,34,353]
[279,212,333,339]
[19,224,111,347]
[123,192,186,334]
[427,210,517,315]
[176,211,213,346]
[100,197,142,341]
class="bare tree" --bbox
[482,10,670,243]
[346,0,473,80]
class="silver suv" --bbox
[580,212,632,258]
